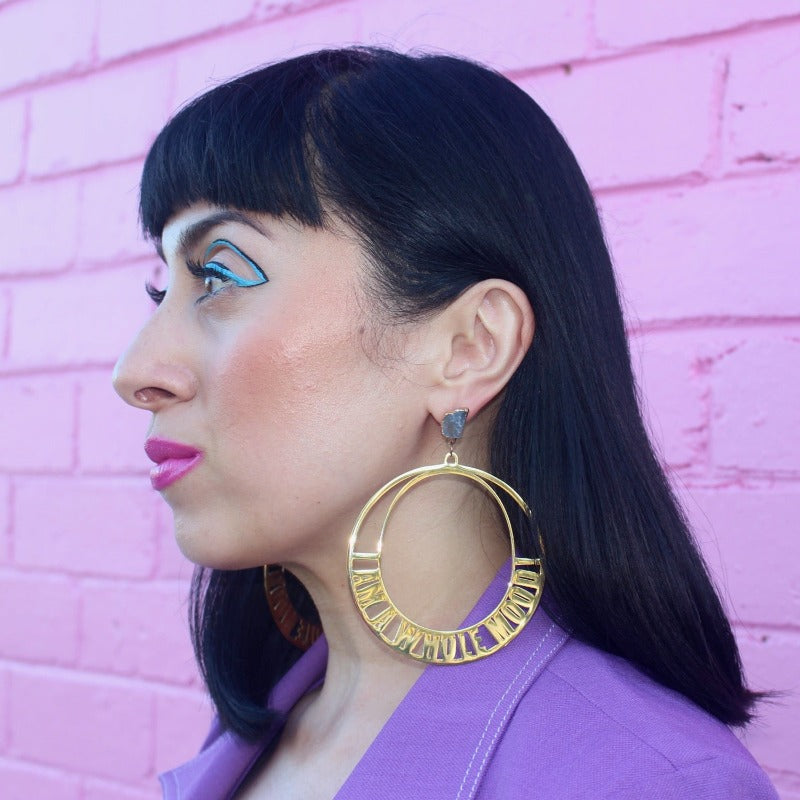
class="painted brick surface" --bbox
[77,164,153,266]
[153,688,211,775]
[712,336,800,472]
[0,179,81,275]
[359,0,591,71]
[0,760,82,800]
[0,668,9,751]
[0,98,26,186]
[0,376,75,471]
[79,581,197,684]
[688,489,800,625]
[630,332,709,470]
[0,1,797,796]
[0,0,95,92]
[521,46,721,188]
[13,478,158,577]
[0,572,80,665]
[96,0,255,60]
[8,669,153,780]
[595,0,800,47]
[172,3,361,106]
[28,61,174,176]
[599,173,800,319]
[724,22,800,168]
[0,478,10,565]
[8,264,152,366]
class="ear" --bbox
[425,279,534,425]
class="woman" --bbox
[113,47,777,798]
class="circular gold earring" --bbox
[347,409,544,665]
[263,564,322,651]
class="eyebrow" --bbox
[155,210,268,262]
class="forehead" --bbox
[159,204,262,263]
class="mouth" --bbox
[144,437,203,491]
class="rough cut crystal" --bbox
[442,408,468,440]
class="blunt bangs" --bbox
[139,49,379,240]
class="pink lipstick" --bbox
[145,437,203,491]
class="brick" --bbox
[712,336,800,472]
[83,778,157,800]
[687,489,800,626]
[735,630,800,773]
[0,98,25,186]
[173,3,360,107]
[725,24,800,168]
[0,668,8,750]
[28,60,173,177]
[0,759,81,800]
[0,180,80,275]
[630,332,708,470]
[360,0,590,72]
[599,172,800,320]
[80,580,198,684]
[154,688,211,774]
[8,669,153,780]
[0,376,75,472]
[77,163,152,266]
[521,48,718,188]
[8,264,154,367]
[0,572,80,664]
[14,478,158,578]
[0,0,95,92]
[596,0,800,48]
[97,0,254,60]
[77,370,149,473]
[0,478,9,565]
[0,288,9,358]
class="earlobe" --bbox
[429,280,534,422]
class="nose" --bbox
[112,307,198,412]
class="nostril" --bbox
[134,387,177,404]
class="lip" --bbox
[145,437,203,491]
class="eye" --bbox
[184,240,268,303]
[145,281,166,306]
[185,259,233,301]
[203,272,229,296]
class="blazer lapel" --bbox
[336,569,568,799]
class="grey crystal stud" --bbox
[441,408,469,440]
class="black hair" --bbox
[140,47,759,740]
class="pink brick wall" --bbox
[1,1,797,797]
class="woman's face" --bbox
[113,204,426,571]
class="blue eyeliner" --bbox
[203,239,268,286]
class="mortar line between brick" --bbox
[704,54,730,177]
[506,12,800,82]
[1,287,11,358]
[0,753,83,782]
[626,316,800,335]
[0,657,205,694]
[7,480,15,565]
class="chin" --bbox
[171,514,255,571]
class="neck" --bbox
[282,461,510,737]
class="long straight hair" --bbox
[139,47,758,740]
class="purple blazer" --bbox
[161,568,778,799]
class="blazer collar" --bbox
[160,564,568,800]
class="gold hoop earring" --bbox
[347,408,544,665]
[263,564,322,651]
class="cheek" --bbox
[210,308,370,462]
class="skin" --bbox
[113,203,535,799]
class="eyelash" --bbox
[145,282,166,305]
[144,239,267,306]
[144,261,236,307]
